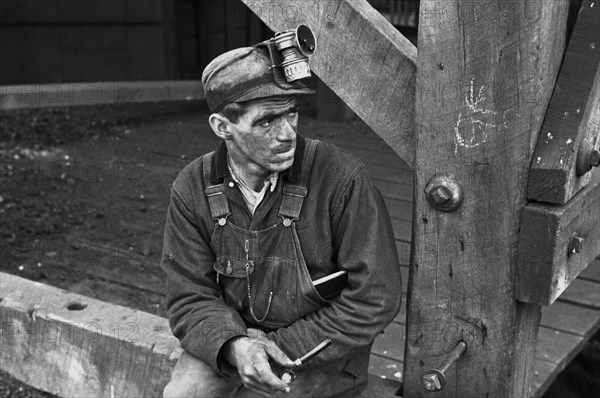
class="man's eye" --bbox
[288,108,299,116]
[259,119,273,127]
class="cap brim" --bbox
[234,82,315,104]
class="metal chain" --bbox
[245,261,273,323]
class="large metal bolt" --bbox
[430,186,452,206]
[421,341,467,392]
[568,234,584,257]
[425,176,464,212]
[576,139,600,176]
[590,149,600,168]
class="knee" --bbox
[163,353,238,398]
[163,379,192,398]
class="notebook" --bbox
[313,270,348,300]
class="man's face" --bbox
[225,96,299,177]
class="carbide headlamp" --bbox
[256,25,317,87]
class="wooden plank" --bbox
[374,179,413,202]
[372,322,405,361]
[0,81,204,111]
[0,272,181,398]
[517,174,600,305]
[366,163,412,185]
[390,218,411,243]
[383,198,412,222]
[540,300,600,336]
[527,1,600,204]
[300,118,398,154]
[532,360,555,398]
[392,293,408,325]
[358,375,402,397]
[241,0,417,165]
[397,266,408,294]
[403,1,569,397]
[580,257,600,282]
[559,278,600,309]
[532,325,596,396]
[0,272,405,398]
[368,355,403,382]
[536,327,582,365]
[396,241,412,266]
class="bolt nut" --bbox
[576,139,599,176]
[568,234,584,257]
[425,176,464,212]
[422,370,445,392]
[430,186,452,205]
[590,149,600,168]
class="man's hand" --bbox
[222,332,296,395]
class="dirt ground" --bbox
[0,102,598,397]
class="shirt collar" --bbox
[210,134,306,185]
[227,155,279,193]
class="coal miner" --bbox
[161,26,402,398]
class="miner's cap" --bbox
[202,46,314,113]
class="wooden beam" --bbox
[527,1,600,204]
[517,173,600,305]
[404,1,569,397]
[0,272,402,397]
[240,0,417,165]
[0,272,181,397]
[0,81,204,110]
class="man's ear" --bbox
[208,113,233,140]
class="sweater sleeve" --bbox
[161,180,247,376]
[267,166,402,367]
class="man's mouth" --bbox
[273,144,295,155]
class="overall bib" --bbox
[203,139,327,329]
[201,139,365,397]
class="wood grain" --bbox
[0,272,181,397]
[527,1,600,204]
[517,173,600,305]
[240,0,417,165]
[403,1,569,396]
[0,272,405,398]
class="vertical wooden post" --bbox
[404,1,569,396]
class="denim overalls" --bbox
[203,139,329,330]
[166,138,376,397]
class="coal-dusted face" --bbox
[224,96,299,180]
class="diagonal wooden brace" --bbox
[527,0,600,205]
[240,0,417,165]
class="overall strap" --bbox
[278,139,318,222]
[202,152,231,222]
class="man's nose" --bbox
[277,117,296,141]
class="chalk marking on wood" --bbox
[454,78,510,153]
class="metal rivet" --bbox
[218,218,226,226]
[425,176,464,212]
[225,261,233,274]
[283,219,292,227]
[228,182,235,188]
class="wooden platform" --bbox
[2,109,598,397]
